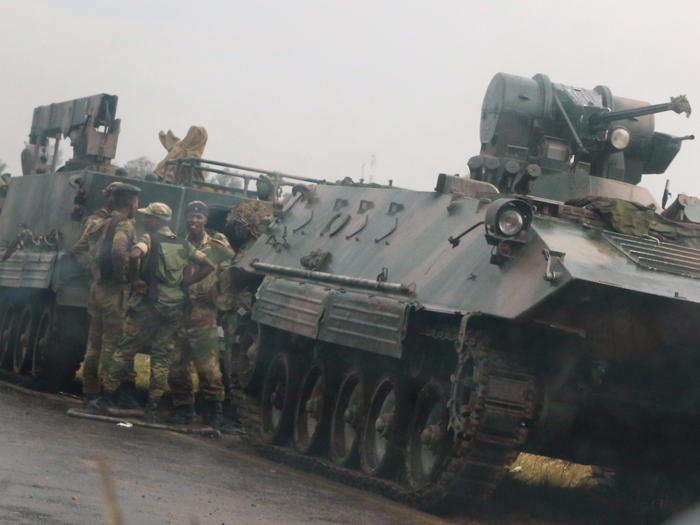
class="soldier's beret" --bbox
[112,183,142,195]
[184,201,209,217]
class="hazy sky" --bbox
[1,0,698,202]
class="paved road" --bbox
[0,383,445,525]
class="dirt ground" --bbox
[0,381,687,525]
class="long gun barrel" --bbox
[589,95,691,127]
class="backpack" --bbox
[98,216,126,282]
[140,232,193,315]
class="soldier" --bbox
[72,183,142,407]
[166,201,239,432]
[218,202,270,399]
[89,202,215,422]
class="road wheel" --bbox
[330,366,367,467]
[294,358,338,456]
[360,372,410,478]
[13,304,36,374]
[0,301,18,369]
[238,323,273,394]
[260,352,301,445]
[405,380,451,487]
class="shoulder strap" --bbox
[141,233,162,304]
[98,216,126,282]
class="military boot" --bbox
[87,390,118,414]
[116,381,141,410]
[203,400,245,435]
[82,393,98,408]
[165,404,195,425]
[222,398,240,421]
[142,396,161,424]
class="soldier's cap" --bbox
[137,202,172,221]
[112,183,142,195]
[183,200,208,217]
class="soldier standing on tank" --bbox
[73,183,142,407]
[165,201,240,432]
[89,203,215,422]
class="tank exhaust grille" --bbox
[603,231,700,279]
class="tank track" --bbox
[232,330,537,510]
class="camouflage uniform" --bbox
[103,224,207,400]
[73,208,135,395]
[219,238,255,389]
[220,201,270,390]
[168,231,234,406]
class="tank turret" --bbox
[470,73,693,202]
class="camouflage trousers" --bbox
[83,282,133,395]
[220,311,256,402]
[168,309,225,406]
[103,304,183,399]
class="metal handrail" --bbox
[166,157,337,199]
[166,157,334,184]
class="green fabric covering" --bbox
[300,249,331,271]
[568,196,700,248]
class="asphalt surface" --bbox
[0,382,446,525]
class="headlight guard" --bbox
[484,198,533,245]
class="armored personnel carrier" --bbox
[0,94,313,390]
[228,73,699,508]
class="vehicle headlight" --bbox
[498,209,524,237]
[610,127,630,150]
[484,198,533,244]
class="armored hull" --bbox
[228,73,699,509]
[229,182,700,508]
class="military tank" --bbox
[0,94,305,390]
[228,72,700,509]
